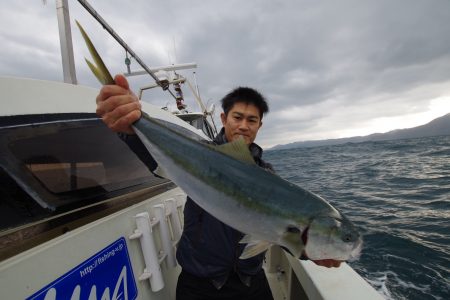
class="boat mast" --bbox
[56,0,77,84]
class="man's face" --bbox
[220,102,262,145]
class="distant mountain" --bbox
[270,113,450,150]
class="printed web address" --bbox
[79,243,124,278]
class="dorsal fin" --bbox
[214,137,255,164]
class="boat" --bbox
[0,2,384,299]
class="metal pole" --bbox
[56,0,77,84]
[193,71,201,100]
[125,63,198,77]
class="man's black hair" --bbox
[221,87,269,119]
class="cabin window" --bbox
[0,117,166,214]
[25,162,106,194]
[176,114,216,140]
[188,117,203,130]
[9,121,154,194]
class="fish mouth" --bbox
[298,226,310,259]
[301,226,309,246]
[347,237,363,261]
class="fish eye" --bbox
[343,233,355,242]
[286,225,300,233]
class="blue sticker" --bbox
[27,237,138,300]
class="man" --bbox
[96,74,341,300]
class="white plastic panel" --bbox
[0,187,186,300]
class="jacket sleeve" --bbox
[117,132,158,174]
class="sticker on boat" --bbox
[26,237,138,300]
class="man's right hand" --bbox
[96,74,142,135]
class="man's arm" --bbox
[96,74,158,173]
[117,132,158,173]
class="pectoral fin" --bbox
[239,240,271,259]
[280,230,305,258]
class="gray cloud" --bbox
[1,0,450,148]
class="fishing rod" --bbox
[76,0,217,136]
[77,0,177,98]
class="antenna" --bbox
[173,36,178,64]
[193,71,201,100]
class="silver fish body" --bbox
[133,114,362,261]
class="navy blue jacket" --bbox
[119,128,274,288]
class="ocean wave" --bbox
[365,270,435,300]
[265,135,450,300]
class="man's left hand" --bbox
[311,259,342,268]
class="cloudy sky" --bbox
[1,0,450,148]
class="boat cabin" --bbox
[0,77,382,300]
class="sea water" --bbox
[264,135,450,300]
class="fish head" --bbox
[303,214,363,261]
[281,214,362,262]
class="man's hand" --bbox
[311,259,342,268]
[96,74,141,134]
[301,251,342,268]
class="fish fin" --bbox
[214,137,255,164]
[239,240,271,259]
[280,230,305,258]
[153,166,169,179]
[239,234,254,244]
[85,58,106,85]
[76,20,114,85]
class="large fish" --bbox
[78,22,362,261]
[133,115,362,261]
